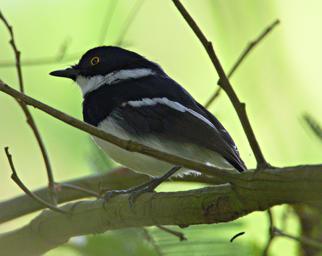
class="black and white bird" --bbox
[50,46,246,203]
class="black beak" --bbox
[49,67,79,80]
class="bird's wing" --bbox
[110,98,246,172]
[195,102,244,159]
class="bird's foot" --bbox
[103,180,156,209]
[103,166,181,208]
[127,177,162,207]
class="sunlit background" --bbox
[0,0,321,255]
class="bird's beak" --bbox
[49,67,80,80]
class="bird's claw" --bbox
[103,185,155,209]
[103,189,131,209]
[128,185,155,208]
[102,167,180,209]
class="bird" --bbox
[50,46,246,205]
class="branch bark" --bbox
[0,164,321,256]
[0,167,227,225]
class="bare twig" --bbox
[0,10,57,204]
[156,225,187,241]
[143,228,163,256]
[273,228,322,250]
[0,11,23,91]
[115,0,145,45]
[172,0,269,169]
[262,208,322,254]
[262,209,275,256]
[4,147,66,214]
[205,19,280,108]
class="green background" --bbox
[0,0,321,255]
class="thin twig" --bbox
[273,228,322,250]
[156,225,187,241]
[0,11,23,91]
[172,0,269,169]
[262,209,275,256]
[99,0,118,44]
[205,19,280,108]
[115,0,145,45]
[0,10,57,204]
[261,208,322,254]
[4,147,66,214]
[142,228,163,256]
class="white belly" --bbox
[94,118,234,177]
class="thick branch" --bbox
[0,164,321,256]
[0,168,226,225]
[0,164,321,225]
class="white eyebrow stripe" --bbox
[125,97,217,129]
[77,68,155,96]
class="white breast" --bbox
[93,117,234,177]
[94,117,174,177]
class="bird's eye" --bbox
[90,56,100,66]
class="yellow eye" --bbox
[90,56,100,66]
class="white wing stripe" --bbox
[125,97,216,129]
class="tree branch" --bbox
[3,147,66,214]
[171,0,269,169]
[204,19,280,108]
[0,167,226,225]
[0,164,321,225]
[0,164,321,256]
[262,209,275,256]
[273,228,322,250]
[0,168,140,224]
[0,80,235,179]
[0,10,57,203]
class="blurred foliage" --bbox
[1,0,322,255]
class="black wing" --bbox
[111,101,246,172]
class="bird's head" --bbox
[50,46,164,95]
